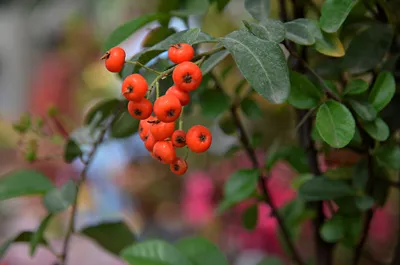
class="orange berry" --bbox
[172,61,202,92]
[103,47,125,73]
[121,74,148,101]
[165,85,190,106]
[168,43,195,64]
[170,157,188,175]
[152,141,176,164]
[154,94,182,123]
[186,125,212,153]
[150,121,175,141]
[171,130,186,148]
[128,98,153,120]
[144,133,157,152]
[139,116,157,140]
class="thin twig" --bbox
[126,61,162,75]
[211,73,305,265]
[59,108,121,265]
[283,43,341,102]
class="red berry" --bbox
[165,85,190,106]
[172,62,202,92]
[154,94,182,123]
[103,47,125,73]
[144,133,157,152]
[128,98,153,120]
[186,125,212,153]
[170,157,188,175]
[152,141,176,164]
[168,43,195,64]
[171,130,186,148]
[121,74,148,101]
[139,116,157,141]
[150,121,175,141]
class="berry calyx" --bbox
[128,98,153,120]
[154,94,182,123]
[171,130,186,148]
[121,74,148,101]
[168,43,195,64]
[152,141,176,164]
[144,133,157,152]
[165,85,190,106]
[102,47,126,73]
[186,125,212,153]
[139,116,157,141]
[172,61,202,92]
[150,121,175,141]
[170,157,188,175]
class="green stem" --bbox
[126,61,162,75]
[156,81,160,99]
[179,107,184,130]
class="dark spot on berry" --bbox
[199,134,207,142]
[139,126,143,133]
[176,136,185,144]
[166,109,175,117]
[156,155,162,162]
[173,164,180,171]
[126,85,134,93]
[183,73,192,83]
[144,135,148,141]
[134,109,142,116]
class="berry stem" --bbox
[179,106,184,130]
[156,81,160,99]
[126,61,162,75]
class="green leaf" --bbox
[142,27,176,48]
[341,215,363,247]
[85,99,120,125]
[111,111,139,138]
[200,50,230,75]
[355,196,374,211]
[175,237,229,265]
[172,0,210,16]
[121,239,191,265]
[352,159,368,190]
[265,144,309,173]
[30,214,53,256]
[244,0,270,21]
[243,19,285,43]
[299,177,355,201]
[211,0,231,11]
[316,100,355,148]
[241,97,262,119]
[224,169,259,204]
[0,170,54,201]
[374,144,400,170]
[325,167,353,180]
[347,97,377,122]
[314,31,345,57]
[43,180,76,213]
[64,139,82,163]
[220,30,290,104]
[369,72,396,112]
[82,221,136,255]
[284,19,315,45]
[342,24,393,74]
[288,71,323,109]
[362,117,390,141]
[104,13,169,52]
[0,231,48,258]
[199,89,231,118]
[257,257,284,265]
[218,115,236,135]
[320,215,345,243]
[242,204,258,230]
[320,0,356,33]
[291,174,314,190]
[343,79,369,95]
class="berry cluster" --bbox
[102,43,212,175]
